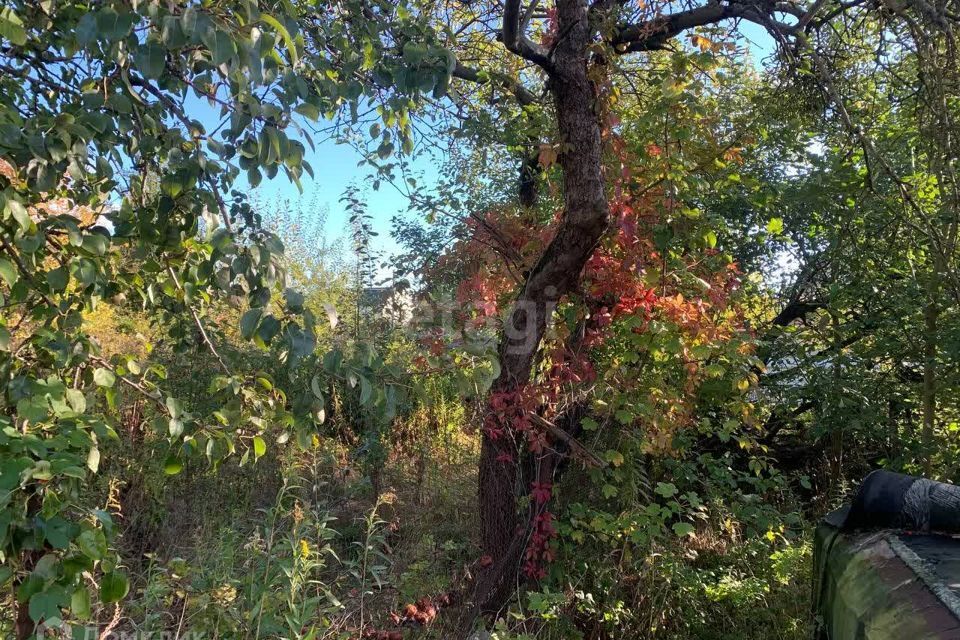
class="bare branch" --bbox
[522,0,542,32]
[795,0,829,30]
[611,1,811,53]
[528,413,607,468]
[88,355,169,415]
[612,3,746,52]
[452,62,539,105]
[771,300,827,327]
[503,0,554,70]
[165,264,232,375]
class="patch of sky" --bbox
[183,94,442,264]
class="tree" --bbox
[737,2,960,482]
[390,0,849,622]
[0,2,419,635]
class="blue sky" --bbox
[183,96,440,260]
[199,25,776,262]
[235,133,439,259]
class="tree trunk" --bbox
[922,270,939,475]
[469,0,610,621]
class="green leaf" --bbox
[8,198,30,230]
[284,288,305,312]
[163,456,183,475]
[65,388,86,413]
[240,308,262,339]
[691,344,713,360]
[252,436,266,459]
[204,29,236,65]
[165,396,183,419]
[71,587,91,620]
[46,266,69,291]
[77,528,107,560]
[261,14,299,66]
[100,572,130,603]
[17,397,48,423]
[672,522,696,537]
[247,166,262,188]
[256,314,281,344]
[96,8,135,41]
[655,482,678,498]
[605,450,625,467]
[160,173,184,197]
[160,15,187,49]
[766,217,784,234]
[294,102,320,121]
[0,8,27,46]
[93,368,116,387]
[82,232,109,256]
[16,232,42,253]
[359,375,372,405]
[76,258,98,285]
[311,374,325,401]
[653,225,673,251]
[43,517,77,550]
[60,466,87,480]
[28,589,63,623]
[402,42,427,65]
[75,12,97,45]
[0,257,17,286]
[106,92,132,114]
[135,42,167,79]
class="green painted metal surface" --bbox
[813,524,960,639]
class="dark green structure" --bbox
[813,471,960,639]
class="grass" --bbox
[2,403,815,639]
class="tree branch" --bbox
[761,399,816,443]
[772,300,826,327]
[611,1,808,53]
[452,62,539,106]
[528,412,606,468]
[522,0,542,33]
[613,3,745,52]
[503,0,554,70]
[450,62,543,206]
[89,355,169,415]
[165,265,232,375]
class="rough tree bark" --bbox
[469,0,610,620]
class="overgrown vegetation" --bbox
[0,0,957,638]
